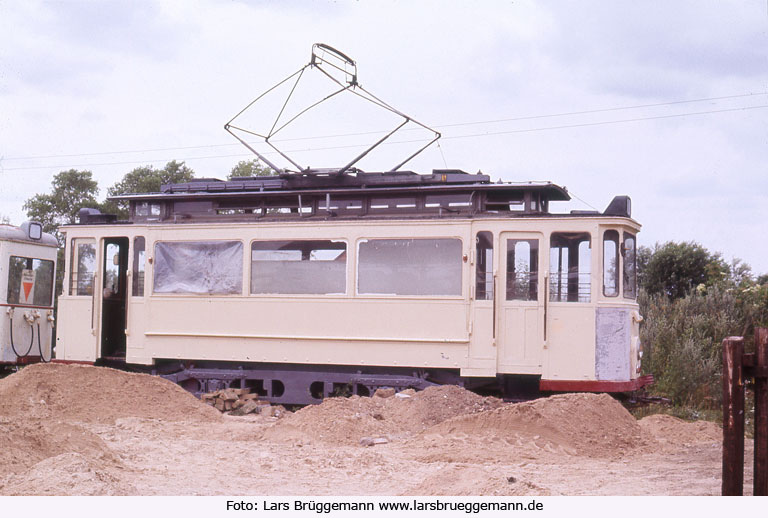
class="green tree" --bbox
[641,241,728,299]
[23,169,101,245]
[636,245,653,289]
[728,258,754,288]
[0,214,10,224]
[227,159,274,179]
[106,160,195,218]
[23,169,101,300]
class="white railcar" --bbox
[0,221,57,369]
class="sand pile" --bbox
[0,418,117,475]
[0,363,221,495]
[0,363,221,424]
[0,452,135,496]
[266,388,645,459]
[264,385,504,445]
[639,414,721,447]
[424,392,643,458]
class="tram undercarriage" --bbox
[95,358,543,405]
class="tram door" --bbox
[497,232,544,373]
[100,237,128,359]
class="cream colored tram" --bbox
[55,170,651,403]
[0,221,57,368]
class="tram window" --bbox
[603,230,620,297]
[318,199,362,213]
[486,193,525,212]
[549,233,591,303]
[507,239,538,301]
[135,202,161,220]
[70,239,96,296]
[370,197,417,211]
[358,238,462,296]
[175,201,213,215]
[475,232,493,300]
[425,194,472,209]
[154,241,243,295]
[133,237,146,297]
[250,240,346,295]
[7,256,54,306]
[103,242,121,296]
[623,233,637,299]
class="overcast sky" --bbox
[1,0,767,273]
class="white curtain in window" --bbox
[154,241,243,294]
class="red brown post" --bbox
[722,336,744,495]
[754,328,768,496]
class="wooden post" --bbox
[755,328,768,496]
[722,336,745,496]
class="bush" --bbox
[639,286,757,407]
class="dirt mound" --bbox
[0,452,134,496]
[639,414,721,446]
[0,418,118,477]
[427,393,643,458]
[400,464,551,496]
[264,385,504,445]
[0,363,221,424]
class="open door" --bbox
[100,237,128,359]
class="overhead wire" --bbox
[1,94,767,172]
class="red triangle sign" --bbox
[23,282,33,300]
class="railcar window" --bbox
[70,239,96,296]
[549,233,591,303]
[507,239,538,301]
[7,256,54,306]
[318,199,362,214]
[133,237,145,297]
[370,197,417,210]
[623,233,637,299]
[358,238,462,296]
[153,241,243,295]
[103,242,121,296]
[475,232,493,300]
[250,240,347,295]
[135,202,162,220]
[603,230,620,297]
[486,193,525,212]
[425,194,472,209]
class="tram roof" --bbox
[108,169,571,202]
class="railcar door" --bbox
[467,231,496,374]
[544,231,594,381]
[497,232,544,373]
[56,237,99,361]
[100,237,128,359]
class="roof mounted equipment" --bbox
[224,43,441,176]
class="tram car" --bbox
[54,170,652,403]
[0,221,57,369]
